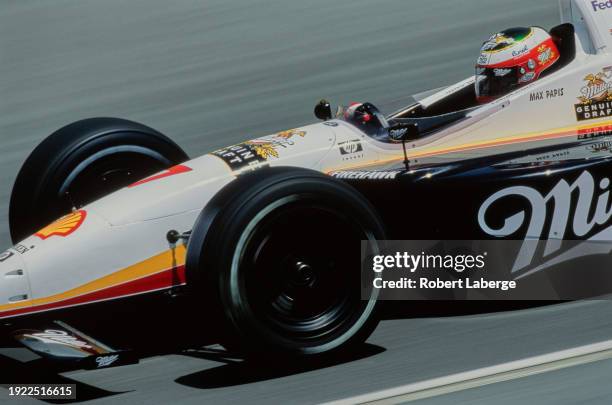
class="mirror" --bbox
[314,100,333,121]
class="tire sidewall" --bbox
[190,168,385,356]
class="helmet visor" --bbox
[475,66,519,100]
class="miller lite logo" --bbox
[575,69,612,121]
[478,171,612,272]
[35,210,87,240]
[96,354,120,368]
[22,329,93,349]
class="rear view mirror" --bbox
[389,122,420,141]
[314,100,333,121]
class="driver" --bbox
[475,27,560,103]
[342,102,390,137]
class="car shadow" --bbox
[0,299,553,400]
[175,343,385,389]
[172,301,553,390]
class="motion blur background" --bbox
[10,2,612,404]
[0,0,559,248]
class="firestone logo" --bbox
[592,0,612,11]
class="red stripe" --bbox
[128,165,192,188]
[0,265,186,319]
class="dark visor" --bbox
[475,66,519,99]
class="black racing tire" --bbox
[186,166,385,357]
[9,117,188,243]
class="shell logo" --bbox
[35,210,87,240]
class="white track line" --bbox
[325,339,612,405]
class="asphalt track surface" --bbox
[3,0,612,404]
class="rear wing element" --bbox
[12,320,138,370]
[559,0,612,54]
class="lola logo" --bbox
[478,171,612,272]
[35,210,87,240]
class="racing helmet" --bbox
[344,102,375,122]
[343,102,389,137]
[475,27,560,103]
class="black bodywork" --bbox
[336,135,612,298]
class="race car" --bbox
[2,0,612,368]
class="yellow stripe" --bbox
[0,245,186,312]
[326,119,612,172]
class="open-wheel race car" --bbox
[2,0,612,368]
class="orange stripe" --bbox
[409,126,579,159]
[326,119,612,172]
[0,245,186,313]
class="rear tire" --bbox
[186,167,385,357]
[9,117,188,243]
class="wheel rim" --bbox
[235,196,373,344]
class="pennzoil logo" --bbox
[35,210,87,240]
[575,69,612,121]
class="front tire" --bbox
[9,117,188,243]
[186,167,385,357]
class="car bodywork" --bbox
[1,0,612,350]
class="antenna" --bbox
[401,140,410,171]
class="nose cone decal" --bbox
[35,210,87,240]
[210,128,310,171]
[128,164,192,188]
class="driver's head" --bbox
[475,27,560,103]
[343,102,389,137]
[344,102,373,123]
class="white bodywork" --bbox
[2,0,612,319]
